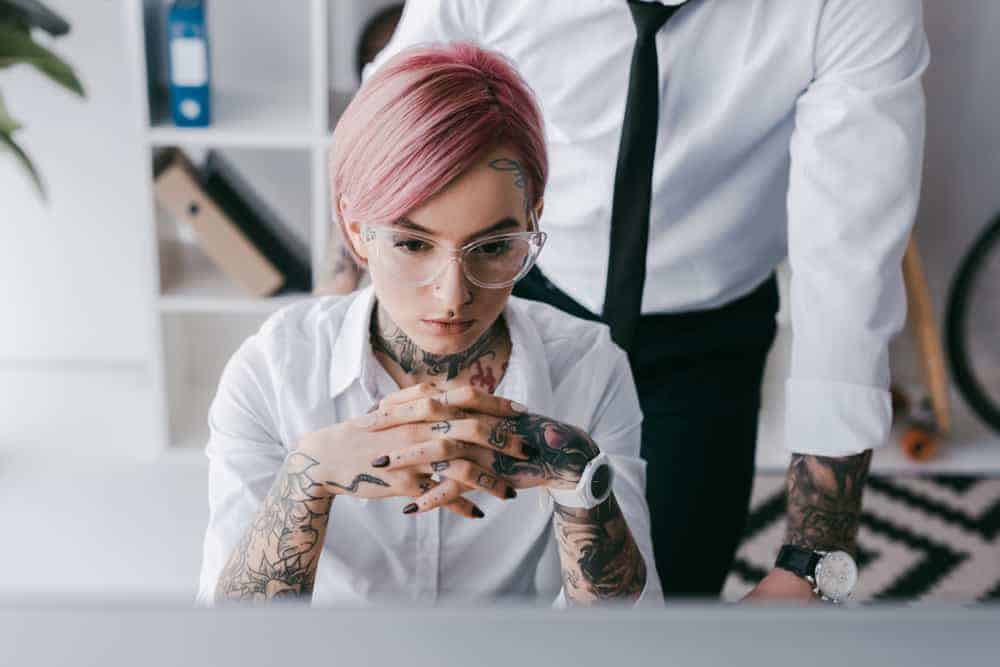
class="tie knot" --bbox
[628,0,685,36]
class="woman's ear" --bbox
[337,196,369,263]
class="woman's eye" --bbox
[474,240,512,256]
[393,238,431,253]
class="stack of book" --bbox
[153,148,312,297]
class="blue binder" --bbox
[166,0,211,127]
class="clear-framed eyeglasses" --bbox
[361,221,547,289]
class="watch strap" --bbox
[775,544,822,579]
[548,452,612,509]
[546,485,587,507]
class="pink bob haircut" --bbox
[329,41,548,260]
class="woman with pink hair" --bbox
[197,43,660,607]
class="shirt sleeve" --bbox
[361,0,478,81]
[194,324,289,607]
[550,328,664,608]
[784,0,930,457]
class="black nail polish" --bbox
[403,503,418,514]
[472,507,485,518]
[371,455,390,468]
[505,486,517,499]
[523,445,540,459]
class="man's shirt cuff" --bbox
[784,378,892,457]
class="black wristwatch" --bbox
[774,544,858,603]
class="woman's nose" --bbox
[431,257,472,309]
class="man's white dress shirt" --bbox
[367,0,930,457]
[196,287,662,606]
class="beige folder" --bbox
[154,150,284,297]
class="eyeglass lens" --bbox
[375,231,534,286]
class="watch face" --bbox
[815,551,858,601]
[589,463,612,501]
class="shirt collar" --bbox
[497,296,556,417]
[327,286,555,416]
[328,285,378,400]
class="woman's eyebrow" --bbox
[464,217,520,243]
[392,217,522,242]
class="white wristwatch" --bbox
[547,452,614,509]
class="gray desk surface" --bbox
[2,599,998,667]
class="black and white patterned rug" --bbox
[721,475,1000,603]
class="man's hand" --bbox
[740,567,818,604]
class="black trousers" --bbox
[513,266,779,598]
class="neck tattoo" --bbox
[370,305,504,381]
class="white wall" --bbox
[0,0,156,457]
[0,2,150,362]
[915,0,1000,310]
[886,0,1000,405]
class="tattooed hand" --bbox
[297,383,531,517]
[486,415,599,490]
[366,383,601,513]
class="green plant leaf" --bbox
[0,89,46,200]
[0,89,21,134]
[0,131,46,201]
[0,1,71,37]
[0,23,84,96]
[0,17,29,68]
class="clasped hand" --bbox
[296,383,600,519]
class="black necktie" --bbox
[602,0,689,356]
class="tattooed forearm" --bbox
[784,450,873,556]
[371,305,504,381]
[215,452,333,604]
[552,495,646,604]
[490,415,599,487]
[480,414,643,603]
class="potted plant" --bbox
[0,0,85,200]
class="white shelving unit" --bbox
[126,0,355,461]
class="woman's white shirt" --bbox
[195,286,662,607]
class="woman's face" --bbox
[346,147,542,356]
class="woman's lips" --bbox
[420,318,475,335]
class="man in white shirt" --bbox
[353,0,930,601]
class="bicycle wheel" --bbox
[945,211,1000,433]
